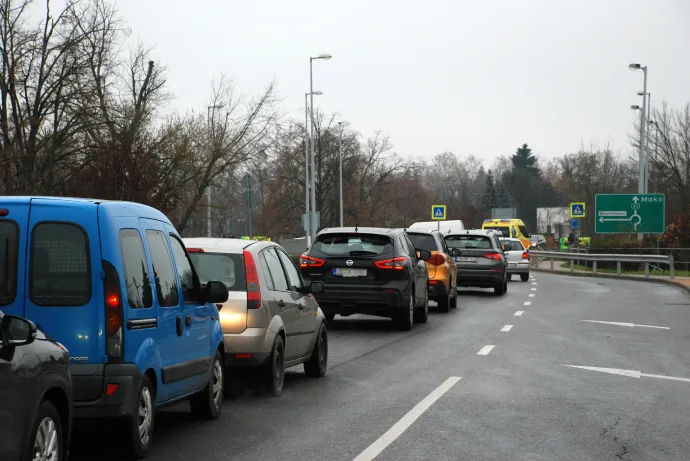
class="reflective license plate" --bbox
[455,257,476,263]
[508,263,517,268]
[334,268,367,277]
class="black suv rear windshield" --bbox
[313,233,394,256]
[188,252,246,292]
[0,221,18,305]
[407,233,437,252]
[446,235,493,249]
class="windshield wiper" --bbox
[349,250,379,256]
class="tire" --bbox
[304,323,328,377]
[395,291,414,331]
[450,281,458,308]
[190,350,224,419]
[414,292,429,323]
[264,336,285,397]
[494,279,507,296]
[126,374,155,459]
[26,401,64,461]
[324,314,335,323]
[437,291,450,313]
[520,273,530,282]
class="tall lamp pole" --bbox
[629,63,648,241]
[207,104,223,237]
[309,53,332,241]
[338,121,344,227]
[304,91,322,246]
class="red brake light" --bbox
[375,257,407,270]
[244,250,261,309]
[428,254,446,266]
[186,248,204,253]
[0,208,8,217]
[102,260,123,359]
[106,383,119,396]
[522,251,530,260]
[106,294,119,308]
[482,253,502,261]
[300,254,325,268]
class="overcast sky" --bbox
[117,0,690,163]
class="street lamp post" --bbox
[338,121,344,227]
[304,91,322,246]
[309,54,332,241]
[207,104,224,237]
[629,63,648,241]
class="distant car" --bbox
[406,229,458,312]
[0,311,73,461]
[183,238,328,397]
[530,234,547,250]
[445,229,508,296]
[299,227,431,330]
[500,238,531,282]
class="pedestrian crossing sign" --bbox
[570,202,586,218]
[431,205,447,220]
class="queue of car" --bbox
[0,196,533,461]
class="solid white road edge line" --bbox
[515,310,524,316]
[563,365,690,383]
[477,345,495,355]
[501,325,513,332]
[352,377,462,461]
[581,320,670,330]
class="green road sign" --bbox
[594,193,665,234]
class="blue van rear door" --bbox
[0,198,30,317]
[24,198,104,365]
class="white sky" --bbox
[117,0,690,163]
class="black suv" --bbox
[300,227,431,330]
[445,229,508,295]
[0,311,73,461]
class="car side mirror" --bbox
[204,281,229,304]
[1,315,37,347]
[418,249,432,261]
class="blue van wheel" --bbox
[190,350,224,419]
[126,374,154,459]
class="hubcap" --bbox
[138,387,153,446]
[33,417,58,461]
[319,331,327,369]
[211,359,223,409]
[274,346,284,388]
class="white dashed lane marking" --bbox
[477,345,495,355]
[501,325,513,332]
[515,310,524,316]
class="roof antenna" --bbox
[354,210,359,233]
[403,215,406,232]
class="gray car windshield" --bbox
[445,235,493,249]
[313,234,394,256]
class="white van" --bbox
[408,220,465,236]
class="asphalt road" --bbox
[71,274,690,461]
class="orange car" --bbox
[406,229,458,312]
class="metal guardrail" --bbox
[529,250,675,280]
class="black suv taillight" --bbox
[103,260,123,361]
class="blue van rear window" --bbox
[0,221,18,305]
[30,223,91,306]
[119,229,153,309]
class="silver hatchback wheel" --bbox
[32,417,59,461]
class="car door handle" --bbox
[185,314,193,326]
[176,316,183,336]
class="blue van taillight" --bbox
[103,260,123,361]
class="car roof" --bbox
[447,229,501,237]
[182,237,270,253]
[317,227,403,237]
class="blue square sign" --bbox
[431,205,446,220]
[570,202,586,218]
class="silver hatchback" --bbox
[500,237,531,282]
[183,238,328,397]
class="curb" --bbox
[532,267,690,295]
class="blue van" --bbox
[0,197,229,458]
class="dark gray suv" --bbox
[445,229,508,296]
